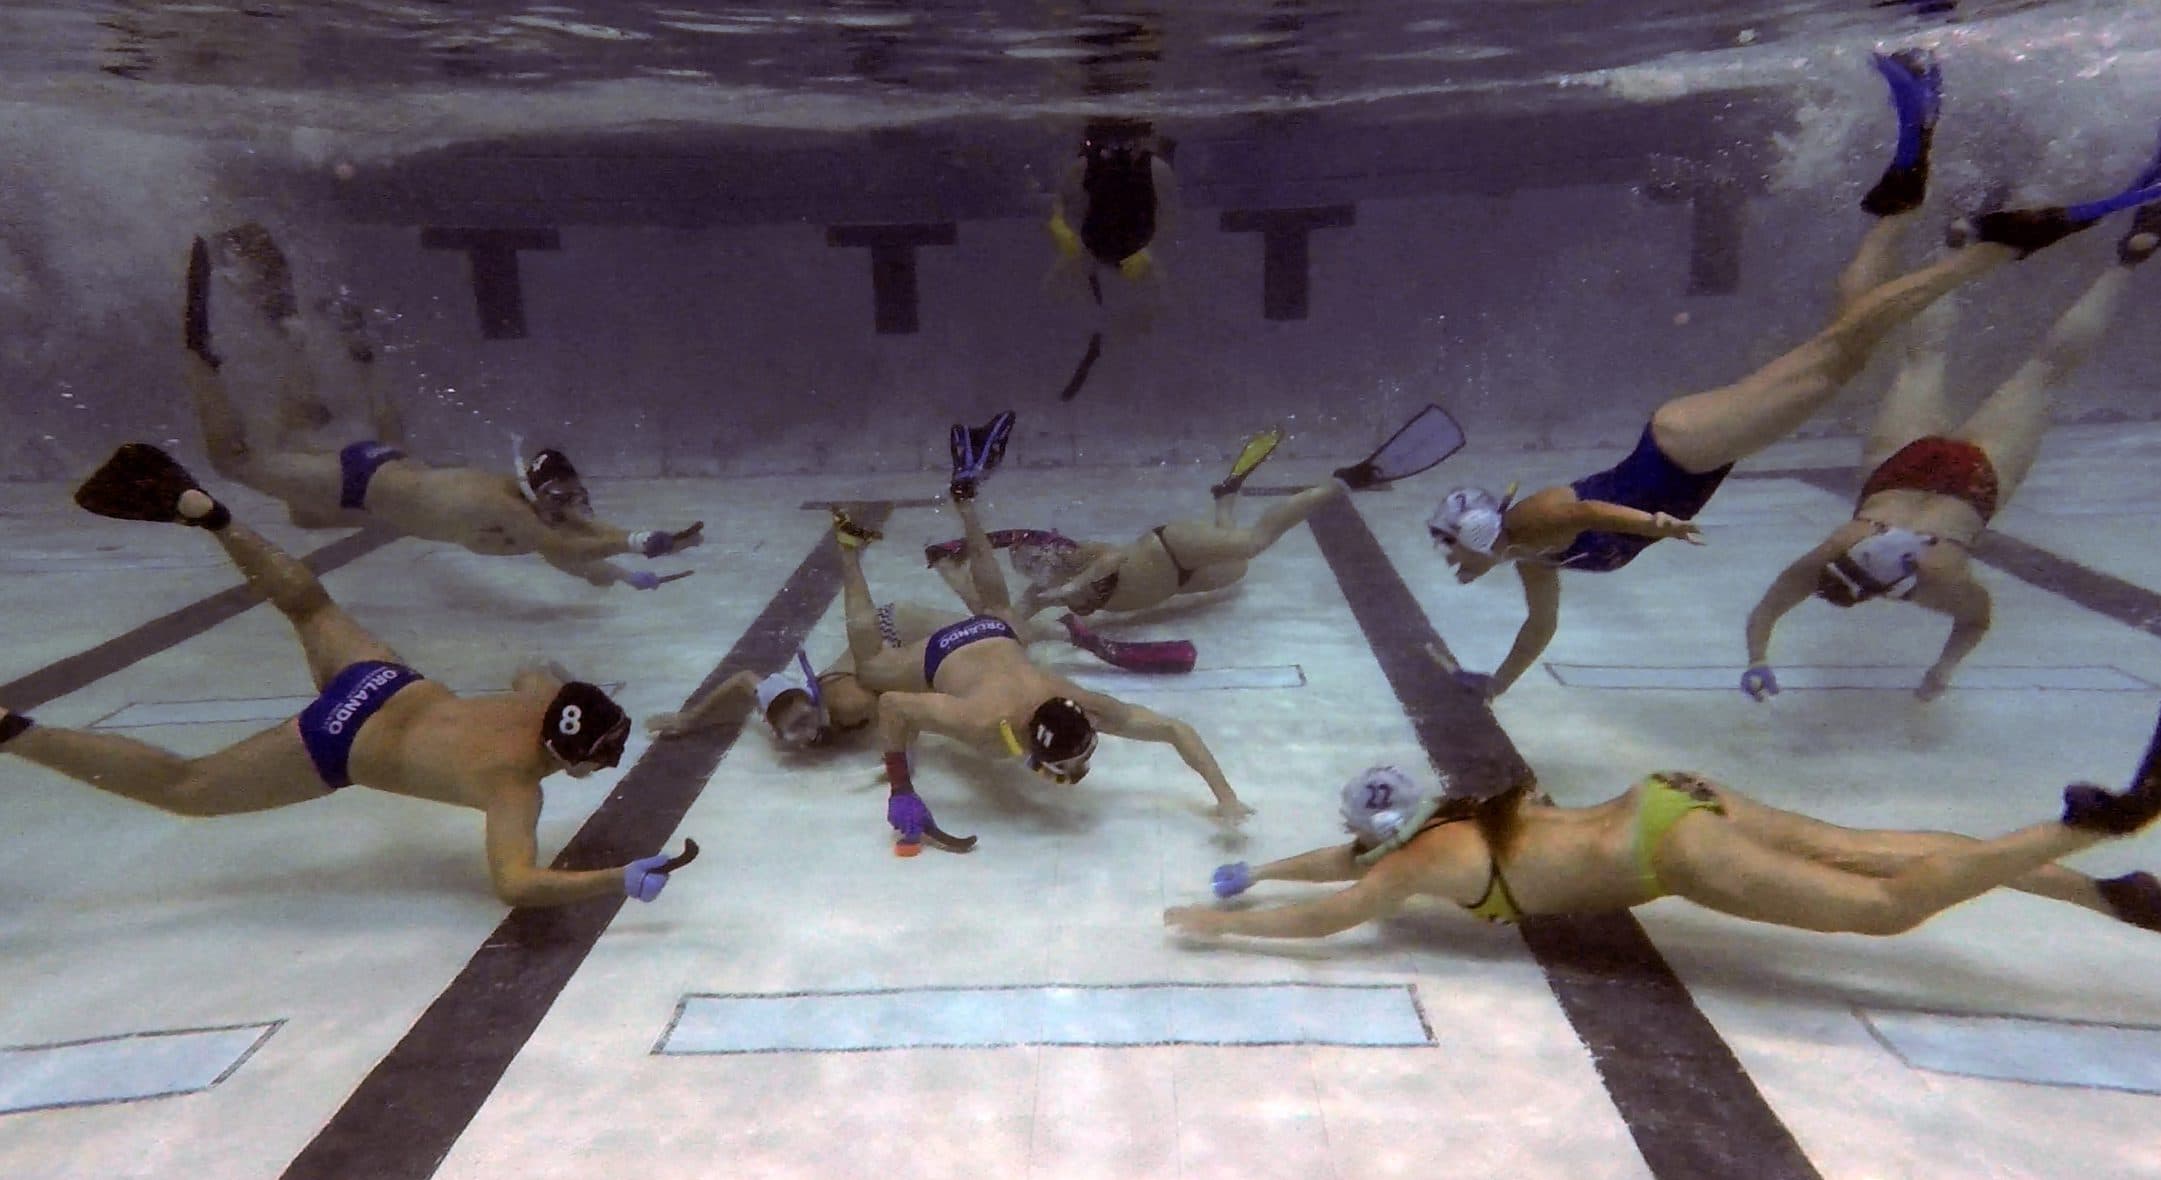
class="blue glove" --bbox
[1450,668,1496,698]
[1741,665,1780,702]
[1212,862,1253,899]
[888,791,932,845]
[631,522,704,558]
[623,853,673,902]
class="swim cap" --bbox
[1339,765,1432,846]
[1824,527,1933,603]
[543,681,630,767]
[755,651,829,743]
[1026,697,1097,769]
[1428,488,1508,555]
[524,448,580,497]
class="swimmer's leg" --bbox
[1152,480,1343,566]
[1651,243,2014,474]
[1956,251,2143,502]
[1658,806,2110,935]
[0,708,324,815]
[1706,786,2109,915]
[1860,290,1963,471]
[204,513,401,688]
[833,509,888,667]
[951,495,1012,613]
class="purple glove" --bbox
[626,570,661,591]
[1212,862,1253,899]
[1741,665,1780,702]
[1450,667,1496,698]
[623,853,673,902]
[631,521,704,558]
[888,791,933,845]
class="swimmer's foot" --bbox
[948,410,1017,502]
[316,289,378,364]
[184,237,222,369]
[2098,871,2161,932]
[1212,426,1285,499]
[1332,461,1385,491]
[2119,203,2161,266]
[1862,49,1941,217]
[1951,207,2093,259]
[74,444,231,531]
[2061,705,2161,834]
[829,506,883,549]
[0,707,34,746]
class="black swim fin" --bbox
[185,237,221,369]
[1333,404,1467,490]
[74,444,229,530]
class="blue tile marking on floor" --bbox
[0,1022,279,1115]
[656,983,1433,1055]
[1859,1008,2161,1094]
[1546,663,2156,692]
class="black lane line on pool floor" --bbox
[279,505,888,1180]
[0,528,400,710]
[1305,495,1821,1180]
[1745,467,2161,638]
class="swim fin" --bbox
[1861,49,1940,217]
[75,444,230,530]
[184,237,221,369]
[830,506,883,549]
[2061,704,2161,834]
[923,528,1077,567]
[1333,404,1467,490]
[1211,427,1285,499]
[2098,871,2161,932]
[948,410,1017,500]
[1060,613,1198,675]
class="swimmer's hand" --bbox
[631,522,704,558]
[1426,645,1497,698]
[1212,862,1254,898]
[625,569,695,591]
[1741,665,1780,703]
[623,839,698,902]
[1164,905,1227,936]
[1651,513,1704,545]
[1915,665,1952,702]
[1213,797,1256,825]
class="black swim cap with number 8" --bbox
[544,681,630,766]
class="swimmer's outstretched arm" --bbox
[1248,843,1362,884]
[1068,686,1251,819]
[1024,549,1126,619]
[1166,861,1412,939]
[1745,527,1867,668]
[1917,576,1991,700]
[482,778,643,907]
[647,670,761,738]
[1485,563,1562,696]
[1558,497,1703,544]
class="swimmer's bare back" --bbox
[361,464,551,554]
[346,686,561,806]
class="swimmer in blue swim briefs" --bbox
[827,485,1251,855]
[0,447,689,909]
[184,226,703,590]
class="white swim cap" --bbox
[1827,527,1933,601]
[1428,488,1507,555]
[755,651,827,732]
[1339,765,1430,846]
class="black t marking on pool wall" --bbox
[1305,495,1820,1180]
[280,505,892,1180]
[0,528,398,709]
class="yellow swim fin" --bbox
[1047,211,1081,259]
[1117,249,1153,281]
[1211,427,1285,498]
